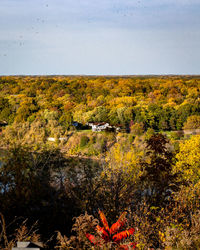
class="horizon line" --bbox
[1,74,200,77]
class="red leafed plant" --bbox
[86,210,136,249]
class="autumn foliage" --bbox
[86,210,136,249]
[0,76,200,249]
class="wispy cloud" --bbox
[0,0,200,74]
[0,0,200,36]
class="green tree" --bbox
[59,112,73,129]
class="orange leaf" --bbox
[113,228,135,243]
[98,210,110,232]
[96,225,109,241]
[110,212,127,235]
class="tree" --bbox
[139,134,179,206]
[130,122,144,136]
[59,112,73,130]
[174,135,200,186]
[96,143,142,220]
[183,115,200,130]
[0,146,79,244]
[0,97,14,124]
[176,104,193,130]
[93,106,108,122]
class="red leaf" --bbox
[98,210,110,232]
[110,212,127,235]
[96,225,110,241]
[113,228,135,243]
[86,233,98,245]
[129,242,137,249]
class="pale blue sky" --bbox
[0,0,200,75]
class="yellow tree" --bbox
[183,115,200,130]
[98,143,142,219]
[174,135,200,186]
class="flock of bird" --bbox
[1,1,144,57]
[0,3,50,57]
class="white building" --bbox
[87,122,110,132]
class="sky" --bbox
[0,0,200,75]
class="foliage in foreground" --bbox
[0,134,200,249]
[86,210,136,249]
[56,211,136,250]
[0,213,41,250]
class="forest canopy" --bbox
[0,75,199,132]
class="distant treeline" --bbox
[0,75,200,132]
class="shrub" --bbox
[56,211,136,249]
[86,210,136,249]
[80,135,89,148]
